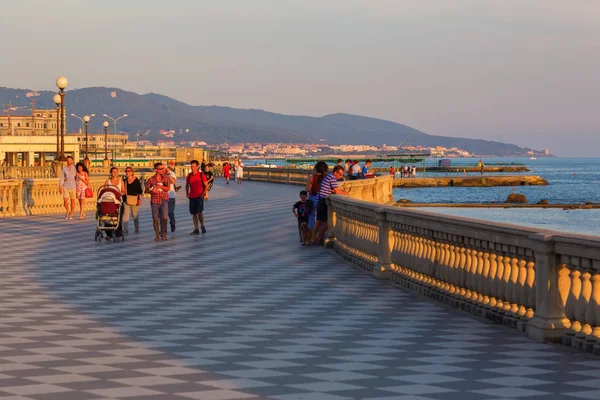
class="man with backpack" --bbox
[185,160,208,235]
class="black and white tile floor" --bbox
[0,180,598,399]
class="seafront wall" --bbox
[244,167,395,204]
[325,195,600,350]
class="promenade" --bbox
[0,180,599,400]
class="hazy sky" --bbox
[2,0,599,156]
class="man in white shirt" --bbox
[350,161,362,180]
[166,164,177,232]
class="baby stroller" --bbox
[95,185,124,242]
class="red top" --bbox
[223,165,230,177]
[146,174,170,203]
[186,171,207,198]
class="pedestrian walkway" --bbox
[0,180,598,400]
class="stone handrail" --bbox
[0,166,55,179]
[245,167,395,203]
[246,166,312,185]
[22,177,110,215]
[326,195,600,349]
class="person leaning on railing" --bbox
[312,164,348,245]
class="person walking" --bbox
[75,162,90,220]
[234,159,244,184]
[186,160,208,235]
[104,167,126,238]
[223,162,231,184]
[122,167,143,234]
[145,162,171,241]
[58,156,77,219]
[166,164,178,232]
[204,163,215,199]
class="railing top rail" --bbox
[329,194,600,252]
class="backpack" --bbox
[187,171,208,191]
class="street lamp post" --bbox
[55,77,68,161]
[83,115,91,168]
[103,121,109,167]
[71,113,95,167]
[52,94,61,160]
[103,113,128,161]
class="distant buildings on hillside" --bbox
[202,142,475,158]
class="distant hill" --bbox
[0,86,530,155]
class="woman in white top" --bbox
[235,159,244,184]
[104,167,125,194]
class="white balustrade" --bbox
[326,195,600,349]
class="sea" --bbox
[392,157,600,236]
[250,157,600,236]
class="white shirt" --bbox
[168,170,177,199]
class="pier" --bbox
[393,175,548,187]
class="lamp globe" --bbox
[56,76,68,90]
[52,94,61,106]
[83,115,90,122]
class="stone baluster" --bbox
[587,272,600,338]
[0,187,7,217]
[526,260,536,318]
[566,268,582,333]
[487,254,498,308]
[517,259,528,316]
[577,269,592,336]
[480,252,490,305]
[465,249,476,300]
[509,257,520,314]
[14,180,25,216]
[458,247,468,298]
[6,185,15,216]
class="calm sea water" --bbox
[392,157,600,236]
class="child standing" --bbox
[292,190,313,242]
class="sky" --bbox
[1,0,599,156]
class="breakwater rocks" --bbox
[393,175,548,188]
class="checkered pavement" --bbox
[0,179,598,400]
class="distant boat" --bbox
[530,156,537,160]
[528,150,536,160]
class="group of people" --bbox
[293,161,348,246]
[389,165,417,178]
[58,157,215,242]
[222,158,244,184]
[58,156,90,220]
[339,159,373,180]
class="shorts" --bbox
[316,198,328,222]
[63,189,76,200]
[189,196,204,215]
[151,200,168,220]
